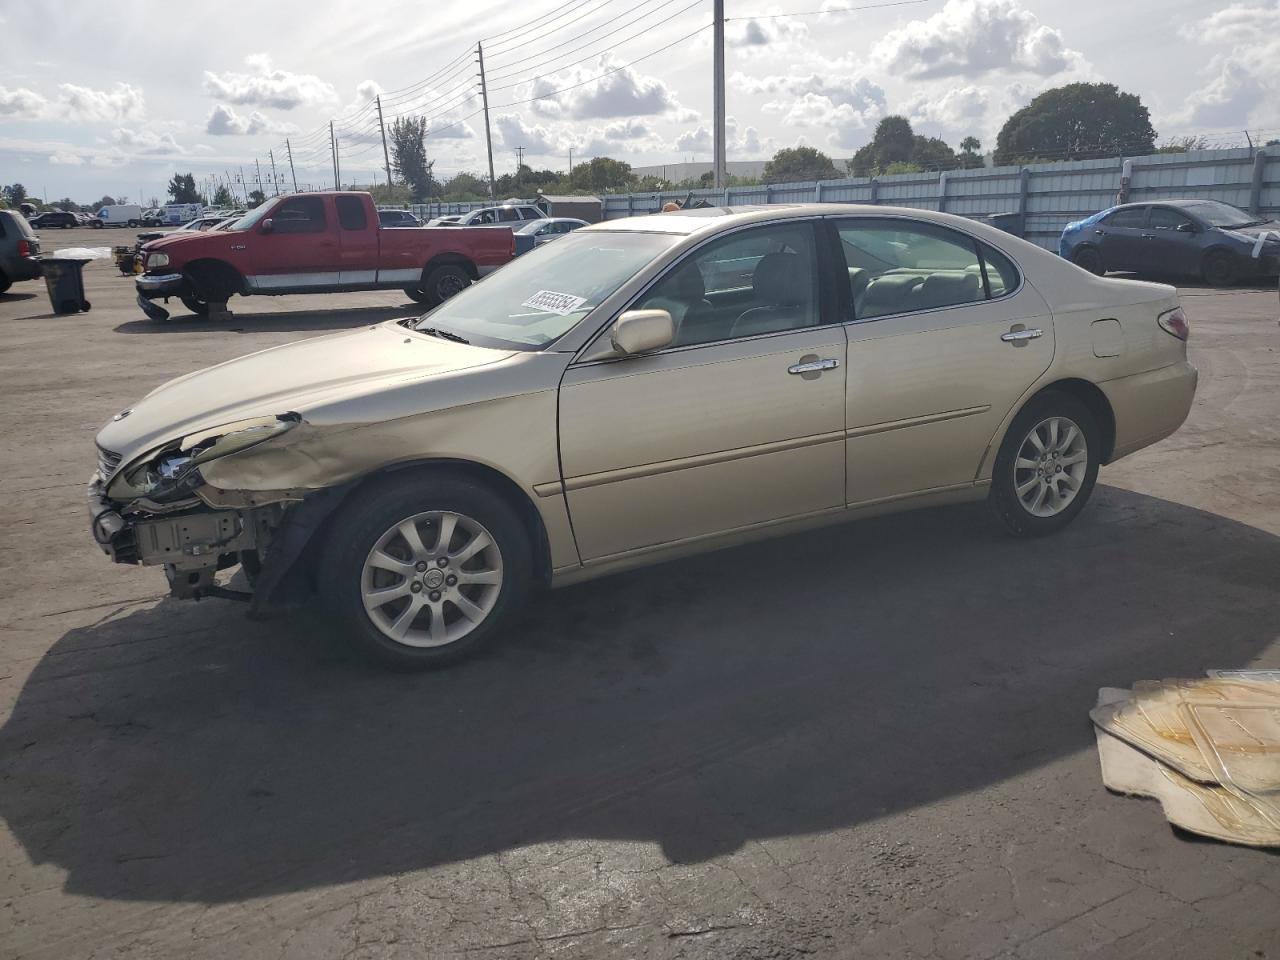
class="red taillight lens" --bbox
[17,239,30,257]
[1158,306,1189,341]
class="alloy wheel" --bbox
[360,510,503,647]
[1013,416,1089,518]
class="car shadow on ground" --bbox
[112,303,425,335]
[1,486,1277,904]
[0,291,39,304]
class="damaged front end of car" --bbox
[88,412,337,612]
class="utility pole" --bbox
[239,167,248,203]
[285,139,298,192]
[568,147,573,188]
[254,158,264,200]
[376,95,394,190]
[330,120,339,190]
[712,0,726,189]
[514,145,525,190]
[268,150,279,196]
[477,42,497,199]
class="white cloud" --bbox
[525,55,686,120]
[0,85,48,119]
[1174,4,1280,130]
[427,117,477,140]
[872,0,1083,79]
[736,72,887,150]
[203,54,337,110]
[58,82,146,122]
[903,84,990,131]
[493,114,561,155]
[48,150,85,166]
[205,104,297,136]
[111,127,184,155]
[673,118,770,157]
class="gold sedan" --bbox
[89,204,1197,667]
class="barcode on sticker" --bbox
[521,290,587,315]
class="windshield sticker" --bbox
[520,290,587,316]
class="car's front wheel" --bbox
[988,391,1100,537]
[423,264,472,305]
[1201,250,1236,287]
[320,474,532,668]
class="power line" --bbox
[728,0,935,17]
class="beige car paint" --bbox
[92,203,1198,595]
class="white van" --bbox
[93,204,144,228]
[162,203,204,225]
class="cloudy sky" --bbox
[2,0,1276,202]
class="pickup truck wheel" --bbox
[0,272,11,294]
[403,287,431,304]
[423,264,471,305]
[180,295,211,317]
[320,474,533,669]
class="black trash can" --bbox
[41,257,91,314]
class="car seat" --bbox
[730,252,813,337]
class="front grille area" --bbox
[96,444,123,478]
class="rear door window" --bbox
[498,207,522,222]
[273,196,327,234]
[1103,207,1147,229]
[336,196,368,230]
[1149,207,1193,231]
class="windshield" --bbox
[226,200,278,232]
[1183,200,1260,228]
[414,230,677,349]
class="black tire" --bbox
[1201,250,1236,287]
[422,263,472,306]
[987,391,1100,538]
[1071,246,1105,276]
[319,473,533,669]
[91,221,102,229]
[0,271,10,294]
[403,286,431,304]
[127,219,139,228]
[180,295,210,317]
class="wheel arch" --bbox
[256,457,553,614]
[421,252,480,281]
[183,258,247,297]
[1009,378,1117,464]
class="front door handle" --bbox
[1001,327,1043,345]
[788,358,840,375]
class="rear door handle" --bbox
[1001,327,1043,345]
[788,358,840,375]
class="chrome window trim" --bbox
[825,213,1026,326]
[569,215,831,366]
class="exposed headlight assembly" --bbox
[108,413,300,503]
[148,252,170,268]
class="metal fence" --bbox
[402,148,1278,250]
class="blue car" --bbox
[1059,199,1280,287]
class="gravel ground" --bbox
[1,228,1277,959]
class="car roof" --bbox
[585,203,1018,236]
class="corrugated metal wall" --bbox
[593,148,1279,251]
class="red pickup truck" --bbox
[135,191,514,320]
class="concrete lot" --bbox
[1,227,1277,959]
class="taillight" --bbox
[1158,306,1189,341]
[17,239,30,257]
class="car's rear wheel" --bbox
[127,219,139,228]
[422,264,472,305]
[320,474,532,669]
[1201,250,1236,287]
[403,287,431,304]
[1071,246,1105,275]
[988,391,1100,537]
[0,271,11,294]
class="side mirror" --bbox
[1175,222,1197,233]
[610,309,674,356]
[260,218,274,234]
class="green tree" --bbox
[1156,135,1208,154]
[995,82,1156,164]
[959,136,983,169]
[247,189,266,207]
[2,183,28,206]
[848,116,919,176]
[762,146,840,183]
[578,157,634,192]
[389,116,437,202]
[96,195,117,208]
[911,135,959,171]
[212,184,235,206]
[441,172,490,201]
[52,198,80,211]
[167,173,200,203]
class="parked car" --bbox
[93,204,144,228]
[141,208,166,226]
[134,191,515,319]
[434,204,546,227]
[1060,199,1280,286]
[135,216,239,246]
[89,204,1197,668]
[378,209,423,228]
[426,215,463,226]
[0,210,42,293]
[512,217,587,254]
[28,211,79,229]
